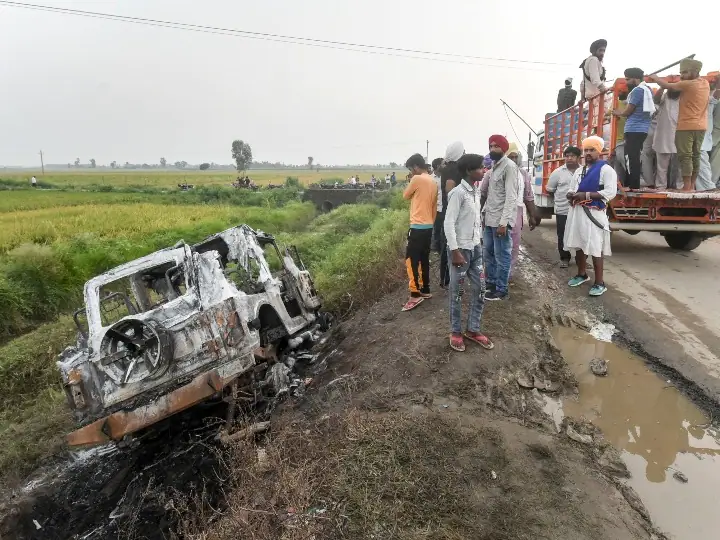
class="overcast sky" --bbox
[1,0,717,167]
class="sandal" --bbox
[401,297,424,312]
[420,292,433,299]
[450,334,465,352]
[464,331,494,350]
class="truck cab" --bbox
[532,72,720,251]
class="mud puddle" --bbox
[543,326,720,540]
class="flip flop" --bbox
[420,292,433,299]
[401,297,424,312]
[450,334,465,352]
[464,332,494,350]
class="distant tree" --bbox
[90,158,96,168]
[67,163,71,168]
[231,140,253,172]
[110,161,117,169]
[74,158,80,167]
[160,157,167,168]
[124,161,130,168]
[199,162,210,170]
[307,156,314,169]
[389,162,398,168]
[175,161,187,169]
[142,163,151,169]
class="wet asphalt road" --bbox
[524,219,720,404]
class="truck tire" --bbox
[662,232,704,251]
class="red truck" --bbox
[532,72,720,251]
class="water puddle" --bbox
[545,326,720,540]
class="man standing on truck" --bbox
[482,135,518,301]
[564,136,618,297]
[649,58,710,191]
[580,39,607,100]
[557,78,577,111]
[649,88,681,189]
[546,146,581,268]
[444,153,494,353]
[711,79,720,186]
[612,68,654,189]
[401,153,437,312]
[697,83,719,190]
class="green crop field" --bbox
[0,184,409,482]
[1,168,401,189]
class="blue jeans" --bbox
[483,226,513,294]
[448,245,486,334]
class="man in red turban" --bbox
[481,134,519,301]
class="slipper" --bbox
[450,334,465,352]
[464,331,494,350]
[401,297,424,312]
[420,292,433,299]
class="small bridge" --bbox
[302,188,380,212]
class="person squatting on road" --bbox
[546,145,582,268]
[401,153,438,312]
[481,135,519,301]
[564,136,618,297]
[649,58,710,191]
[439,141,465,289]
[444,153,494,353]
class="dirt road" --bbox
[524,220,720,405]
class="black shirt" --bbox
[440,162,462,213]
[557,87,577,112]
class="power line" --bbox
[502,105,522,145]
[0,1,571,72]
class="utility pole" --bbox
[426,140,429,162]
[39,150,45,175]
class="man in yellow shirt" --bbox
[402,153,438,312]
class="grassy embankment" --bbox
[0,188,409,482]
[0,168,400,189]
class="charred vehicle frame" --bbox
[57,225,326,447]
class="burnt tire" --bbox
[663,232,704,251]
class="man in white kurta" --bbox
[564,136,618,297]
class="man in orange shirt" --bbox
[401,153,438,312]
[650,58,710,191]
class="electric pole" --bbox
[426,140,429,161]
[39,150,45,175]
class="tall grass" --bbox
[0,187,302,213]
[0,200,409,480]
[0,203,316,340]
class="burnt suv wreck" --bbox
[57,225,325,447]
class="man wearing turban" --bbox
[563,136,618,297]
[580,39,607,100]
[650,58,710,191]
[481,134,519,301]
[612,67,654,189]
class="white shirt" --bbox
[444,180,482,251]
[580,55,605,99]
[570,163,618,211]
[546,165,577,215]
[433,174,443,211]
[653,95,680,154]
[31,176,37,184]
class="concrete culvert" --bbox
[321,201,334,213]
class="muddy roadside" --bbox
[172,257,664,540]
[2,254,671,540]
[522,224,720,415]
